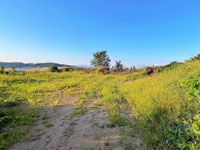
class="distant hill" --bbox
[33,63,73,68]
[0,62,74,68]
[77,64,91,68]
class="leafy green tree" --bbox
[115,60,123,70]
[49,66,58,72]
[91,50,111,68]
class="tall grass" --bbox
[119,61,200,149]
[0,61,200,149]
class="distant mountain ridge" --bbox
[77,64,91,68]
[0,62,74,68]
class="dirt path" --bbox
[9,95,146,150]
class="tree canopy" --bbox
[91,50,111,68]
[115,60,123,70]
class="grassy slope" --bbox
[120,61,200,149]
[0,60,200,149]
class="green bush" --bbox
[62,67,76,72]
[0,66,5,74]
[163,73,200,149]
[49,66,59,72]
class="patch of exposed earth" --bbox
[9,95,146,150]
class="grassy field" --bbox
[0,60,200,149]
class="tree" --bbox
[192,53,200,60]
[91,50,111,68]
[49,66,58,72]
[131,66,136,70]
[115,60,123,70]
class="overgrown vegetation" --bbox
[0,95,39,149]
[154,61,183,73]
[1,54,200,149]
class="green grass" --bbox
[0,106,39,150]
[70,108,86,117]
[0,60,200,149]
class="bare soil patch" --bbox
[9,96,146,150]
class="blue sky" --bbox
[0,0,200,67]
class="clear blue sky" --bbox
[0,0,200,67]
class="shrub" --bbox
[0,66,5,74]
[145,67,154,75]
[62,67,80,72]
[49,66,59,72]
[62,67,72,72]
